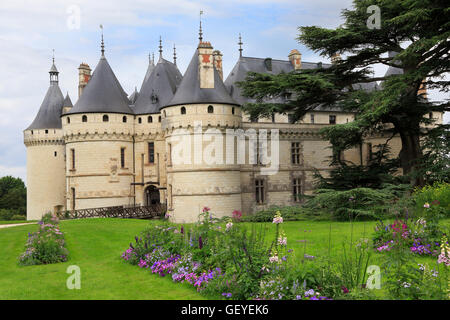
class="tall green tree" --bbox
[238,0,450,186]
[0,176,26,213]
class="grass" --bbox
[0,217,448,299]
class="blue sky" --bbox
[0,0,448,183]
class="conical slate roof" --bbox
[67,56,133,115]
[384,51,403,77]
[140,60,155,91]
[165,50,239,107]
[63,93,73,108]
[129,87,139,105]
[133,57,182,114]
[26,82,64,130]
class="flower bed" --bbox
[121,208,334,300]
[18,213,68,266]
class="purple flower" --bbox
[199,236,203,249]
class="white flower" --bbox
[226,222,233,231]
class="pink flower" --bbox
[423,203,430,208]
[202,207,210,213]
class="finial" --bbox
[149,52,151,64]
[100,24,105,57]
[173,44,177,65]
[199,10,204,43]
[52,49,55,64]
[152,52,155,65]
[238,33,243,58]
[159,36,163,58]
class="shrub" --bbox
[241,206,330,222]
[10,214,26,221]
[413,182,450,218]
[303,184,411,221]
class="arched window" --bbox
[158,116,161,122]
[208,105,214,113]
[181,107,186,115]
[138,117,142,124]
[163,110,167,117]
[103,115,109,122]
[67,117,70,124]
[148,116,153,123]
[82,115,87,122]
[232,107,235,115]
[123,116,127,123]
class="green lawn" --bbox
[0,217,447,299]
[0,220,36,225]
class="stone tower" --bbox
[161,40,242,223]
[24,58,66,220]
[62,41,135,210]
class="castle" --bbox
[23,30,443,222]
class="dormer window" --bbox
[103,115,109,122]
[181,107,186,115]
[151,92,158,104]
[208,105,214,114]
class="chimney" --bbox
[198,41,214,89]
[213,50,223,80]
[78,63,91,98]
[331,53,341,64]
[288,49,302,70]
[418,81,427,99]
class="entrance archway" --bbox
[144,185,160,206]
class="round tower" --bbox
[62,37,135,210]
[24,58,66,220]
[161,40,242,223]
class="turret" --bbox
[24,56,66,220]
[78,63,91,98]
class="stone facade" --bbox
[24,39,444,222]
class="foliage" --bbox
[0,176,26,219]
[413,182,450,218]
[241,206,330,222]
[415,125,450,184]
[238,0,450,186]
[18,214,68,266]
[303,185,410,221]
[314,144,400,190]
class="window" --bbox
[272,113,276,123]
[181,107,186,115]
[250,115,258,123]
[288,114,296,124]
[429,112,433,119]
[168,184,173,209]
[291,142,301,164]
[293,178,302,202]
[208,105,214,113]
[148,116,153,123]
[232,107,235,115]
[148,142,155,163]
[45,129,48,134]
[82,115,87,122]
[138,117,142,124]
[71,188,76,210]
[310,114,315,124]
[54,151,57,157]
[329,115,336,124]
[120,148,125,168]
[122,116,127,123]
[71,149,75,170]
[167,143,172,166]
[367,143,373,161]
[67,117,70,124]
[163,110,166,117]
[103,115,109,122]
[31,130,33,135]
[255,179,265,204]
[158,116,161,122]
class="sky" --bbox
[0,0,448,183]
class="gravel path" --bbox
[0,223,35,229]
